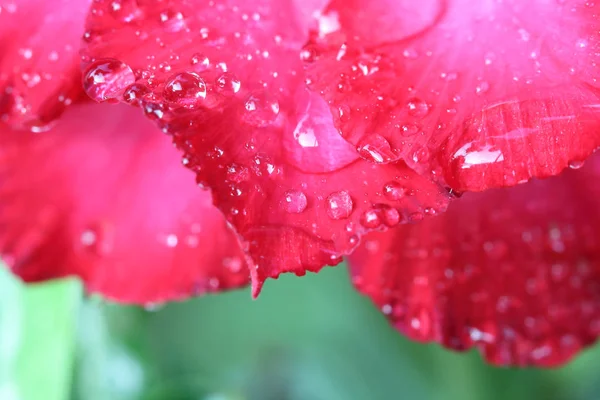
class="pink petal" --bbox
[80,0,451,295]
[349,154,600,366]
[0,102,248,304]
[303,0,600,191]
[0,0,90,130]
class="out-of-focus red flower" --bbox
[0,100,249,303]
[1,0,600,366]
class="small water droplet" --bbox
[399,123,421,137]
[283,190,308,214]
[159,9,186,32]
[568,159,585,169]
[109,0,138,22]
[383,181,407,201]
[356,134,398,163]
[82,58,135,102]
[123,83,150,104]
[476,81,490,94]
[360,209,381,229]
[406,98,430,117]
[215,72,241,95]
[300,45,319,63]
[163,72,206,107]
[190,53,210,70]
[241,91,280,127]
[326,191,353,220]
[360,204,400,228]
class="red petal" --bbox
[0,0,89,130]
[81,0,452,295]
[0,102,248,304]
[303,0,600,191]
[349,154,600,366]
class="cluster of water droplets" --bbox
[82,46,284,134]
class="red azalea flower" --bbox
[1,0,600,366]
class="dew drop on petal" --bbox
[360,209,381,229]
[568,159,585,169]
[283,190,308,214]
[82,58,135,102]
[190,53,210,69]
[406,98,430,117]
[163,72,207,107]
[383,181,407,201]
[215,72,241,95]
[123,83,150,105]
[356,134,398,163]
[326,191,354,220]
[241,90,280,127]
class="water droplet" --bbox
[82,58,135,102]
[326,191,353,220]
[406,98,430,117]
[163,72,206,107]
[123,83,150,104]
[399,123,421,137]
[215,72,241,95]
[356,134,398,163]
[383,181,406,201]
[79,225,113,255]
[382,304,393,315]
[476,81,490,94]
[190,53,210,70]
[568,159,585,169]
[360,209,381,229]
[360,204,400,228]
[283,190,308,213]
[109,0,138,22]
[159,9,186,32]
[241,91,280,127]
[300,45,319,63]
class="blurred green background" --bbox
[2,265,600,400]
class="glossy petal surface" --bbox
[0,102,248,304]
[81,0,451,294]
[304,0,600,191]
[0,0,89,130]
[350,155,600,366]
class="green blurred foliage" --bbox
[0,268,80,400]
[3,265,600,399]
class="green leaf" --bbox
[0,267,81,400]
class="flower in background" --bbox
[1,0,600,367]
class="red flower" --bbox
[1,0,600,366]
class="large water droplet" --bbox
[326,191,353,220]
[283,190,308,213]
[82,58,135,102]
[241,91,280,127]
[163,72,207,107]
